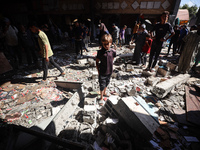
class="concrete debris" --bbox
[1,43,200,150]
[152,74,190,98]
[157,67,169,77]
[146,76,160,86]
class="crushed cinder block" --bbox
[152,74,190,98]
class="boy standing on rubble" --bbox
[96,34,116,101]
[29,22,65,84]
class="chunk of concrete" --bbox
[146,76,160,86]
[104,96,160,140]
[152,74,190,98]
[126,64,134,72]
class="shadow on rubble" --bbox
[50,97,69,107]
[0,117,87,150]
[67,64,92,71]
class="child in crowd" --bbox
[96,34,116,101]
[141,34,152,68]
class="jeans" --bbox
[42,56,63,80]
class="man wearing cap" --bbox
[147,11,174,71]
[132,24,147,65]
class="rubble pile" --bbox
[0,81,74,128]
[0,44,200,149]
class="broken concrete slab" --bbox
[152,74,190,98]
[45,92,80,136]
[106,96,160,140]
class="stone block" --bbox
[146,76,160,86]
[105,96,159,140]
[152,74,190,98]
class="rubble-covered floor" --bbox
[0,41,200,150]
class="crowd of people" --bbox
[98,11,200,74]
[96,11,200,100]
[0,11,200,99]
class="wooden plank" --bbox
[185,86,200,126]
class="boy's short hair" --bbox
[162,11,169,16]
[101,34,112,43]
